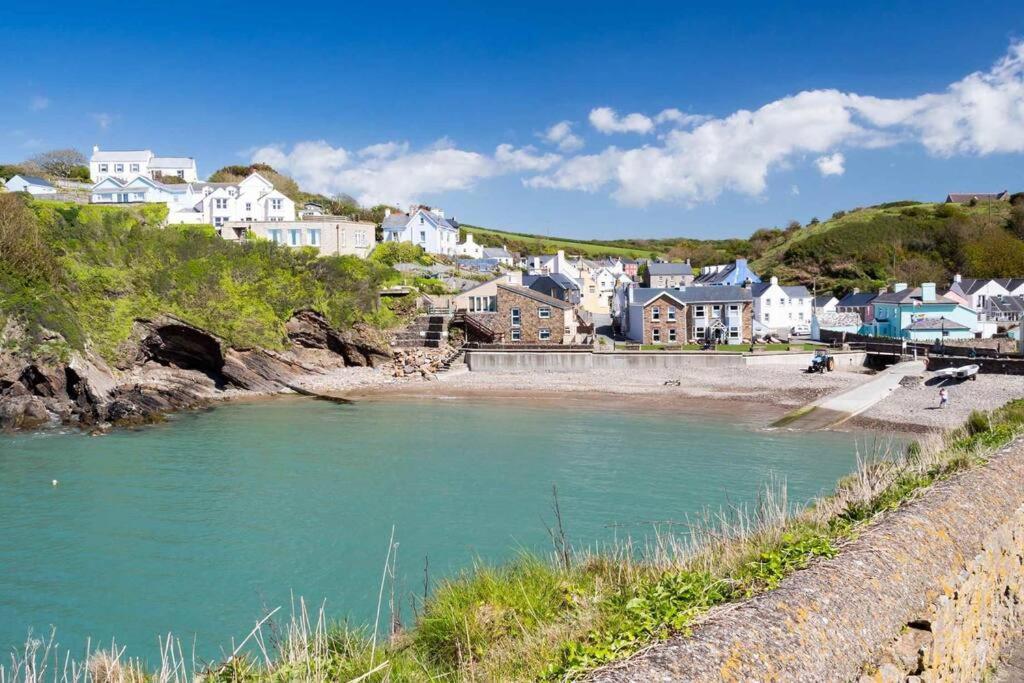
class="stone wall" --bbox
[494,287,566,344]
[595,437,1024,683]
[642,295,686,345]
[926,354,1024,376]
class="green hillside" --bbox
[462,198,1024,295]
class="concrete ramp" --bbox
[774,360,925,430]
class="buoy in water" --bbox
[51,479,59,487]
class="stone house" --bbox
[620,285,754,344]
[494,284,578,343]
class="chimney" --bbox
[894,282,908,292]
[770,275,779,285]
[852,287,860,294]
[878,287,887,295]
[921,282,936,302]
[384,208,391,217]
[507,270,522,285]
[92,145,99,154]
[953,273,962,284]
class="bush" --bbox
[370,241,432,267]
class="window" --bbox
[539,328,551,341]
[419,215,424,224]
[695,326,706,339]
[130,163,140,173]
[214,216,226,226]
[307,229,320,246]
[729,326,740,339]
[355,231,368,247]
[538,307,551,319]
[176,170,184,179]
[268,229,283,244]
[419,230,427,243]
[271,198,283,210]
[712,304,722,316]
[99,164,108,172]
[694,305,706,318]
[289,229,301,246]
[214,198,228,209]
[510,329,521,341]
[245,202,251,211]
[510,307,521,326]
[764,312,770,323]
[668,328,677,342]
[589,285,596,293]
[652,328,661,342]
[728,304,739,312]
[798,311,804,321]
[651,306,661,321]
[667,307,676,321]
[114,163,124,173]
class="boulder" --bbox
[0,395,50,430]
[286,310,392,367]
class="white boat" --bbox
[954,364,980,380]
[933,367,958,378]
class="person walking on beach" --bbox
[939,387,949,409]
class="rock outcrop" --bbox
[0,310,397,432]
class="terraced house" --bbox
[619,285,753,344]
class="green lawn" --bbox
[461,224,661,259]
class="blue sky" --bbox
[2,1,1023,239]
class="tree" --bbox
[1008,205,1024,240]
[25,149,86,179]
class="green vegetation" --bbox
[17,399,1023,682]
[0,195,401,360]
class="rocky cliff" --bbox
[0,311,393,431]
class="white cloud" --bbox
[527,42,1024,206]
[29,96,49,111]
[589,107,655,134]
[542,121,584,152]
[653,108,709,127]
[815,152,846,176]
[791,185,800,196]
[92,112,114,130]
[252,140,556,207]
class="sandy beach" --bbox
[294,359,1024,435]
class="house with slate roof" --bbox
[522,273,581,305]
[751,276,812,331]
[870,283,979,339]
[836,289,879,323]
[3,174,56,196]
[90,145,197,183]
[945,191,1009,204]
[619,284,753,344]
[692,258,761,286]
[814,294,839,314]
[494,284,581,343]
[945,274,1010,313]
[645,261,694,288]
[381,207,460,256]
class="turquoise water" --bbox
[0,396,874,663]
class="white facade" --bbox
[524,250,581,281]
[381,208,459,255]
[3,174,56,195]
[90,146,198,183]
[90,172,295,227]
[456,233,485,259]
[221,219,376,258]
[753,276,812,329]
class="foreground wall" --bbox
[464,350,866,372]
[596,437,1024,682]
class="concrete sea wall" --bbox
[596,437,1024,682]
[464,350,866,372]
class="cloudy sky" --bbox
[3,1,1024,238]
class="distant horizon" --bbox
[3,1,1023,239]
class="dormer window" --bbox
[99,164,108,172]
[114,164,124,173]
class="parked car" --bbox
[790,323,811,336]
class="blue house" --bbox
[692,258,761,286]
[869,283,977,340]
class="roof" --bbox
[482,246,511,258]
[10,174,54,187]
[750,282,811,298]
[953,278,1007,295]
[497,284,573,310]
[984,295,1024,314]
[149,156,195,169]
[995,278,1024,292]
[874,287,957,305]
[648,262,693,276]
[905,317,971,331]
[946,191,1008,203]
[691,259,760,286]
[523,273,579,291]
[382,208,459,232]
[815,311,862,327]
[91,149,153,162]
[836,291,877,307]
[632,285,753,306]
[814,294,837,306]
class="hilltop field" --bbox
[464,198,1024,293]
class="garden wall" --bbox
[596,437,1024,682]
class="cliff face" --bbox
[0,311,392,431]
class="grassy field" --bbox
[459,223,667,259]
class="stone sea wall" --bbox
[464,349,866,372]
[596,437,1024,682]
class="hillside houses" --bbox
[90,146,197,183]
[382,207,459,256]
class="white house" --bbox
[90,172,295,227]
[456,233,485,259]
[90,146,198,183]
[3,174,57,195]
[221,218,376,257]
[751,276,812,331]
[945,275,1010,315]
[381,207,459,256]
[523,250,581,281]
